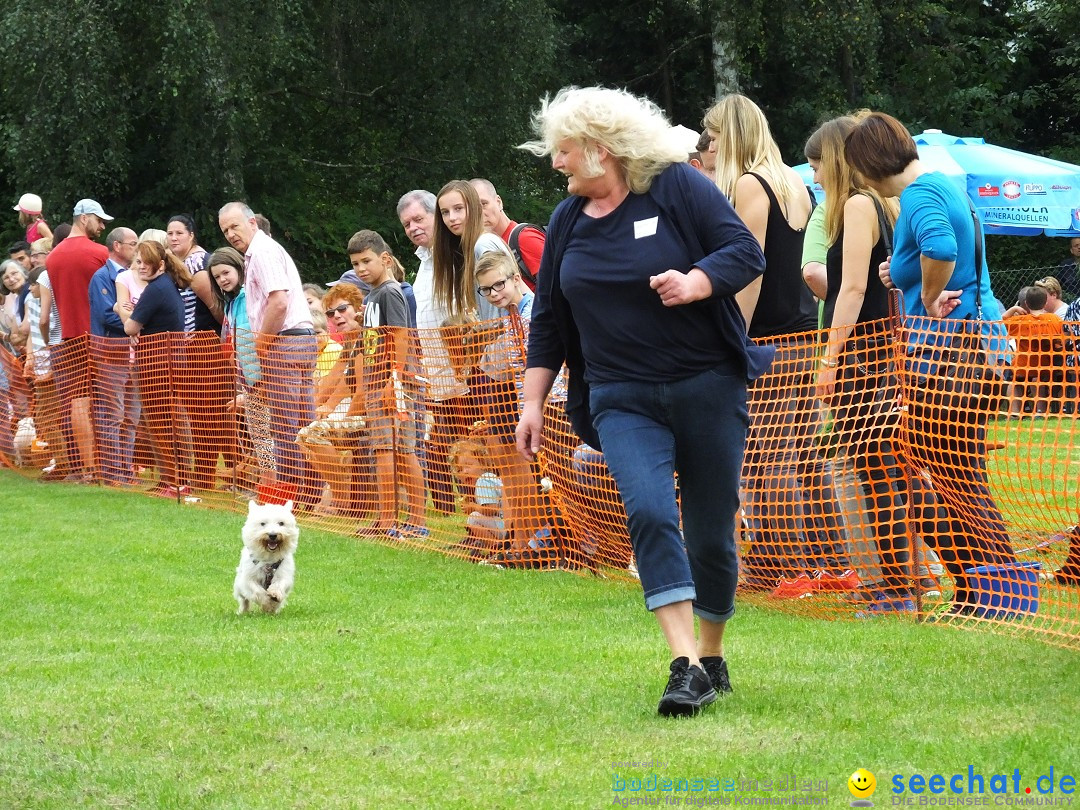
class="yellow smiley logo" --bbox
[848,769,877,799]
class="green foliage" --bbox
[552,0,715,128]
[0,0,564,276]
[0,1,133,211]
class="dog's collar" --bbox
[252,558,283,570]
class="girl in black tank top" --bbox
[744,172,818,339]
[705,93,852,589]
[822,194,891,336]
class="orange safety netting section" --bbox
[3,314,1079,650]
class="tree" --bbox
[552,0,715,129]
[0,0,564,276]
[0,0,1068,274]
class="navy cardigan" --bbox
[526,162,773,448]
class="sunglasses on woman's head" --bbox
[325,303,350,317]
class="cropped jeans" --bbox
[589,363,748,622]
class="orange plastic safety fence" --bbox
[736,316,1080,647]
[2,313,1078,650]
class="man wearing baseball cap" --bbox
[42,198,114,481]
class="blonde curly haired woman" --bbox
[518,86,769,716]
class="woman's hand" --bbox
[878,256,894,289]
[817,362,838,403]
[516,401,545,461]
[649,268,712,306]
[924,289,963,318]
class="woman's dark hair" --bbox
[843,112,919,182]
[167,213,197,236]
[206,246,246,309]
[52,222,72,247]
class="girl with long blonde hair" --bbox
[805,113,899,368]
[704,94,816,335]
[806,115,914,613]
[706,94,850,593]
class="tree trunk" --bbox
[711,6,740,98]
[712,29,738,97]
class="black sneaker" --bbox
[657,657,716,717]
[699,656,733,695]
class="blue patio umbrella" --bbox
[794,129,1080,237]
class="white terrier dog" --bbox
[234,499,299,614]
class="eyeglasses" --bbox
[123,241,138,248]
[477,278,510,297]
[325,303,350,317]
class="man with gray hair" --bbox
[396,190,440,336]
[89,226,140,485]
[219,201,317,505]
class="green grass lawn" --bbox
[2,469,1078,809]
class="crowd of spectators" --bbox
[0,182,562,561]
[4,96,1080,718]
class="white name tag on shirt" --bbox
[634,217,658,239]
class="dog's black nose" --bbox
[267,533,279,541]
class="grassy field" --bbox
[1,469,1078,809]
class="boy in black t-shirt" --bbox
[348,230,428,540]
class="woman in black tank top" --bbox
[737,173,819,339]
[806,116,927,613]
[704,95,851,593]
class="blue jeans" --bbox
[589,364,748,621]
[907,365,1016,599]
[264,334,317,502]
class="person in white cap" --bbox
[13,193,53,243]
[40,198,114,482]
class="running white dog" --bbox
[234,500,299,614]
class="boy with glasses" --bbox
[471,252,550,567]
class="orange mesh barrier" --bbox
[3,315,1079,650]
